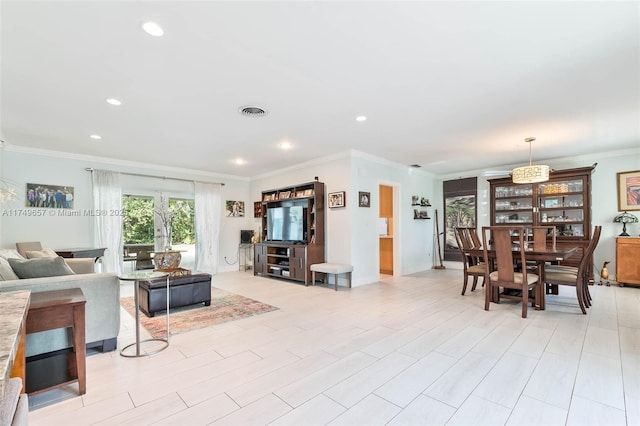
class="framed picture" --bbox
[617,170,640,211]
[26,183,74,208]
[225,200,245,217]
[544,198,559,208]
[359,191,370,207]
[328,191,345,208]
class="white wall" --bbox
[251,150,436,286]
[435,148,640,280]
[0,146,253,273]
[4,145,637,283]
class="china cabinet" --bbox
[489,166,595,273]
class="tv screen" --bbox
[267,206,305,242]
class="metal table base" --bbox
[119,271,170,358]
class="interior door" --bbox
[379,184,393,275]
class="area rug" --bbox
[120,288,278,338]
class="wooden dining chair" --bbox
[481,226,542,318]
[455,227,486,295]
[544,225,602,314]
[467,227,482,249]
[529,226,557,251]
[521,226,557,273]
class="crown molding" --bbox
[435,147,640,181]
[5,144,250,182]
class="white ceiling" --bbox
[1,1,639,179]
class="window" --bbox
[122,195,154,245]
[168,197,195,270]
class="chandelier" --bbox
[512,137,550,184]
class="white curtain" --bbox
[92,170,123,275]
[194,182,222,273]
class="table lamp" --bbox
[613,211,638,236]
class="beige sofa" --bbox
[0,249,120,356]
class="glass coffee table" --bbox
[119,270,170,357]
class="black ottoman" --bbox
[137,273,212,317]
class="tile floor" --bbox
[26,269,640,425]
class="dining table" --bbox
[467,244,578,307]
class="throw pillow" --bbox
[0,249,24,261]
[0,257,19,280]
[24,248,59,259]
[8,257,75,279]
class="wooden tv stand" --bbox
[254,181,325,285]
[254,242,324,285]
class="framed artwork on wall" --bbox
[359,191,370,207]
[328,191,345,208]
[617,170,640,211]
[225,200,245,217]
[26,183,74,208]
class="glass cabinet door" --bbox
[494,184,533,224]
[538,178,585,237]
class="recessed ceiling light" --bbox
[356,115,367,122]
[90,135,102,140]
[279,141,292,150]
[233,158,246,165]
[142,21,164,37]
[106,98,121,106]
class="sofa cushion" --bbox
[0,249,24,261]
[8,257,75,279]
[0,257,19,281]
[24,248,59,258]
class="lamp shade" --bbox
[512,137,549,184]
[614,211,638,236]
[512,165,550,184]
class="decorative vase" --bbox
[154,251,181,270]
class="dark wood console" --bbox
[254,181,325,284]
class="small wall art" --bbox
[26,183,74,208]
[617,170,640,211]
[225,200,245,217]
[359,191,370,207]
[328,191,346,208]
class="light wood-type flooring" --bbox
[27,269,640,425]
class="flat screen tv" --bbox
[267,205,306,242]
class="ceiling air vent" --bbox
[409,164,421,168]
[239,106,268,117]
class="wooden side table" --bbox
[26,288,86,395]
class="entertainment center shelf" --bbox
[254,181,325,285]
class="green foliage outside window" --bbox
[123,196,195,245]
[169,198,195,245]
[123,196,154,244]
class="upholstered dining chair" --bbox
[529,226,557,251]
[543,225,602,314]
[454,227,486,295]
[521,226,557,273]
[481,226,542,318]
[467,227,482,249]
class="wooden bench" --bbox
[309,263,353,291]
